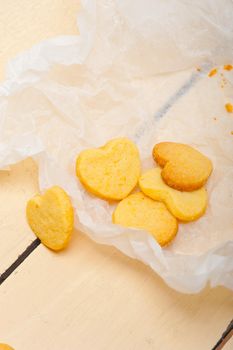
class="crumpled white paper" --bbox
[0,0,233,293]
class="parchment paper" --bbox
[0,0,232,293]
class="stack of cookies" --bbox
[26,138,213,250]
[76,138,213,247]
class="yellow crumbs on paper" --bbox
[224,65,233,71]
[225,103,233,113]
[208,68,217,77]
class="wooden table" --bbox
[0,1,232,349]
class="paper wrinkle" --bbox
[0,0,232,293]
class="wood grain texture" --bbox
[0,0,79,79]
[0,0,79,273]
[0,1,232,349]
[0,159,38,273]
[0,233,233,350]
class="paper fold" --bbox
[0,0,232,293]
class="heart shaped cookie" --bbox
[26,186,74,251]
[76,138,141,200]
[113,192,178,246]
[0,345,14,350]
[153,142,213,191]
[139,168,207,221]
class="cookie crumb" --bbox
[231,131,233,135]
[225,103,233,113]
[208,68,217,77]
[196,67,201,72]
[224,64,233,71]
[213,117,217,121]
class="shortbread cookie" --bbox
[113,192,178,246]
[76,138,140,200]
[26,186,74,251]
[139,168,207,221]
[0,345,15,350]
[153,142,212,191]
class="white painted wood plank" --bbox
[0,0,79,273]
[0,0,80,79]
[0,159,38,273]
[224,336,233,350]
[0,233,232,350]
[0,2,232,350]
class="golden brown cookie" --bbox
[0,345,15,350]
[139,168,207,221]
[152,142,213,191]
[26,186,74,251]
[76,138,140,200]
[112,192,178,246]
